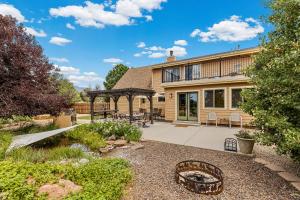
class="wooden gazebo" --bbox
[87,88,155,124]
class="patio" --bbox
[142,122,238,152]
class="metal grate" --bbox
[224,138,237,152]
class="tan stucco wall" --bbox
[164,82,254,125]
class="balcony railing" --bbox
[162,71,244,83]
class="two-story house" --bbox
[112,47,259,125]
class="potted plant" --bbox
[235,129,255,154]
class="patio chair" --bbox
[206,112,218,127]
[229,113,243,128]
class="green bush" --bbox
[0,131,13,160]
[88,121,142,141]
[7,147,86,163]
[0,115,32,125]
[0,159,132,199]
[66,125,106,150]
[13,123,59,135]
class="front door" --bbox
[177,92,198,121]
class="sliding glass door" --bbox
[177,92,198,121]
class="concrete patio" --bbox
[142,122,239,152]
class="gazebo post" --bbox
[127,94,133,124]
[90,95,96,123]
[148,95,154,124]
[112,96,120,113]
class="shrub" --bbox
[13,123,59,135]
[0,159,132,199]
[89,121,142,141]
[235,129,255,139]
[0,131,13,160]
[6,147,86,163]
[66,125,106,150]
[0,115,32,125]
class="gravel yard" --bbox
[108,141,300,200]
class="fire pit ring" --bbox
[175,160,224,195]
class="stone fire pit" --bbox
[175,160,224,195]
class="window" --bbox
[204,89,225,108]
[162,67,180,82]
[234,63,241,74]
[231,88,243,108]
[185,64,201,80]
[158,95,165,102]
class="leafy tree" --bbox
[80,87,92,102]
[52,72,81,105]
[0,15,66,117]
[241,0,300,162]
[103,64,129,90]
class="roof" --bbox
[147,47,260,69]
[113,67,152,90]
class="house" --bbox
[111,47,259,126]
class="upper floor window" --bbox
[185,64,201,80]
[231,88,243,108]
[162,67,180,82]
[204,89,225,108]
[234,63,242,74]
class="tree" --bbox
[103,64,129,90]
[241,0,300,162]
[51,72,81,105]
[80,87,91,102]
[0,15,66,117]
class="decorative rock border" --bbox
[254,158,300,192]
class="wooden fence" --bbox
[72,102,110,114]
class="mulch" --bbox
[108,141,300,200]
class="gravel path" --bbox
[108,141,300,200]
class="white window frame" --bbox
[202,88,227,110]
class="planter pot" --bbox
[236,137,255,154]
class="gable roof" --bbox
[113,67,152,90]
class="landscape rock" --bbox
[79,158,89,164]
[106,140,115,145]
[99,145,114,153]
[278,172,300,182]
[38,179,82,200]
[108,135,116,141]
[254,158,269,165]
[291,182,300,192]
[114,139,127,147]
[265,163,285,172]
[131,144,145,150]
[70,143,90,153]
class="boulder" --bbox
[114,140,127,147]
[99,145,114,153]
[38,179,82,200]
[108,135,116,141]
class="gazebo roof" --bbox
[87,88,155,98]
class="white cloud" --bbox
[148,52,165,58]
[191,15,264,42]
[57,66,80,75]
[84,72,98,76]
[116,0,142,17]
[68,74,103,83]
[0,4,26,22]
[50,1,131,28]
[103,58,123,63]
[134,53,142,57]
[145,15,153,21]
[190,29,201,37]
[49,36,72,46]
[166,46,187,57]
[137,42,146,48]
[66,23,75,30]
[146,46,165,51]
[25,27,47,37]
[49,0,166,29]
[174,40,187,46]
[50,57,69,63]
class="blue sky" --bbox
[0,0,270,88]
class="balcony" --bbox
[161,68,249,88]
